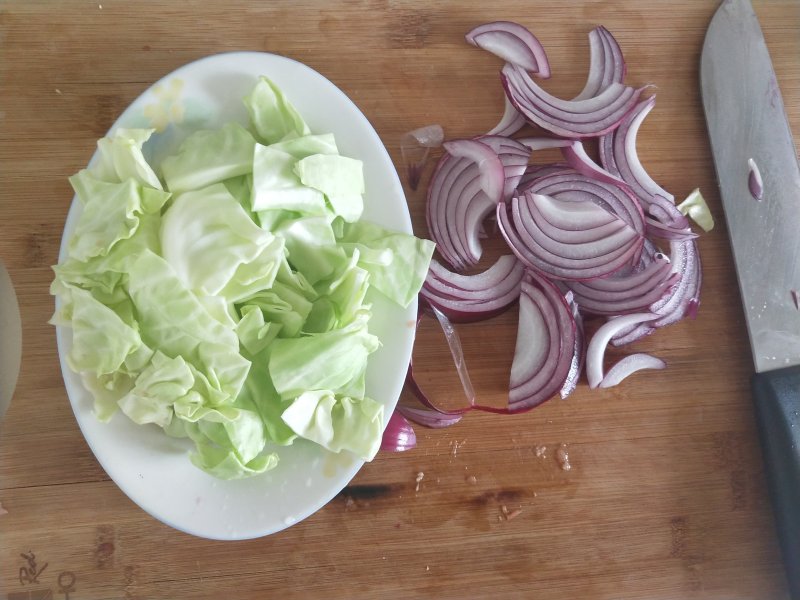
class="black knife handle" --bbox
[752,366,800,598]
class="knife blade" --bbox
[0,260,21,423]
[701,0,800,595]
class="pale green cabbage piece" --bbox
[160,183,284,302]
[251,144,328,215]
[677,188,714,232]
[50,76,435,480]
[68,170,170,262]
[244,76,311,145]
[294,154,365,222]
[268,310,379,399]
[92,128,164,190]
[339,220,436,308]
[161,122,256,193]
[281,390,384,461]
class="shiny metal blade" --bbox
[701,0,800,373]
[0,260,21,421]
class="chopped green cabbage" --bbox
[677,188,714,232]
[50,77,434,479]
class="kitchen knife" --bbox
[701,0,800,596]
[0,260,21,423]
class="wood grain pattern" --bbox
[0,1,797,598]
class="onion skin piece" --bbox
[380,411,417,452]
[586,312,657,388]
[466,21,551,77]
[599,353,666,388]
[401,124,445,191]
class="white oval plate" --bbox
[55,52,415,540]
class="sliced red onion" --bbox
[599,353,666,388]
[517,163,573,192]
[599,95,674,207]
[524,170,645,236]
[586,312,657,388]
[443,139,505,202]
[396,404,463,429]
[466,21,551,77]
[567,257,680,316]
[381,411,417,452]
[517,137,572,152]
[401,124,444,191]
[427,137,529,269]
[560,292,584,399]
[574,27,627,101]
[488,93,527,137]
[748,158,764,201]
[611,238,702,346]
[650,239,701,328]
[499,192,644,281]
[508,272,576,411]
[645,218,699,241]
[561,140,627,188]
[421,255,524,322]
[649,193,689,228]
[501,63,646,138]
[426,140,500,269]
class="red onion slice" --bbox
[421,255,524,322]
[508,272,576,411]
[561,140,627,188]
[443,139,505,202]
[748,158,764,201]
[501,63,646,138]
[586,312,657,388]
[560,292,585,399]
[574,27,627,101]
[380,411,417,452]
[525,170,646,236]
[427,137,530,270]
[396,405,463,429]
[645,218,699,241]
[401,124,445,191]
[568,260,680,316]
[517,163,573,192]
[500,192,643,281]
[518,137,572,152]
[599,96,674,207]
[488,94,527,137]
[599,353,666,388]
[466,21,551,77]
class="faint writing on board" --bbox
[9,551,76,600]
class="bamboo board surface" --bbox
[1,1,798,598]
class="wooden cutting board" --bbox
[1,1,797,598]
